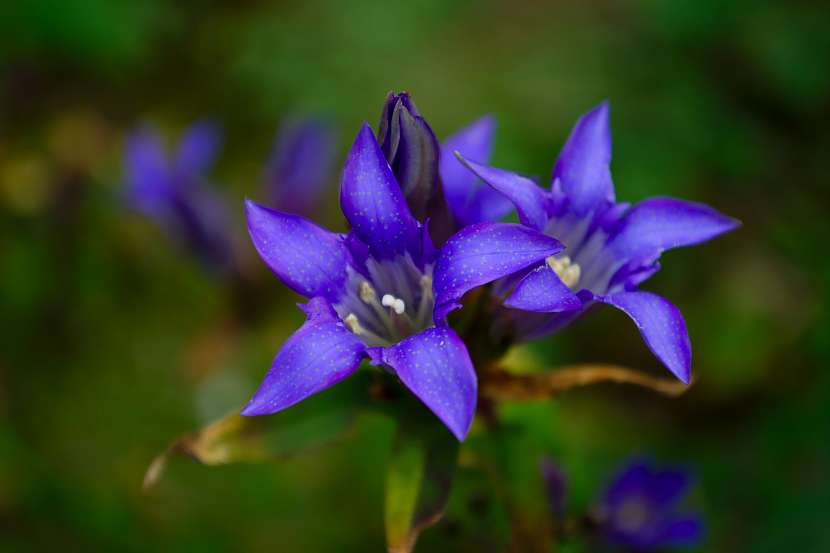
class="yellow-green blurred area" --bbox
[1,0,828,551]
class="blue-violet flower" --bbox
[456,102,740,383]
[594,458,702,550]
[242,123,563,440]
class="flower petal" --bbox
[340,123,419,259]
[440,115,493,210]
[245,199,349,300]
[456,154,548,230]
[597,291,692,383]
[433,222,564,318]
[463,185,515,226]
[381,326,477,440]
[607,197,741,263]
[267,117,337,214]
[603,459,652,508]
[175,120,222,176]
[657,516,703,546]
[646,469,693,506]
[552,101,615,215]
[440,116,513,226]
[241,297,366,416]
[504,264,582,312]
[124,127,170,213]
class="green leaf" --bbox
[385,415,459,553]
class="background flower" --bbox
[123,121,235,273]
[264,116,337,215]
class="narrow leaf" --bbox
[144,372,373,491]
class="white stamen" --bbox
[546,255,581,289]
[381,293,407,315]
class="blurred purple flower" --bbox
[123,120,234,272]
[265,116,337,215]
[595,458,702,551]
[456,102,740,383]
[242,123,563,440]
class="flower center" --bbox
[614,496,652,534]
[335,255,435,347]
[544,213,622,293]
[546,255,581,289]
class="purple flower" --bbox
[123,120,234,272]
[456,102,740,383]
[595,458,702,551]
[241,123,563,440]
[265,116,337,214]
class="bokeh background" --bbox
[1,0,828,551]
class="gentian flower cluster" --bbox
[242,123,563,439]
[457,102,740,383]
[123,121,234,272]
[265,116,337,215]
[541,456,702,551]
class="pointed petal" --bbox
[608,197,741,263]
[504,264,582,312]
[245,199,349,300]
[433,222,564,318]
[241,297,366,416]
[175,120,222,176]
[603,459,652,507]
[340,123,419,259]
[597,292,692,383]
[267,117,337,214]
[463,185,515,226]
[456,154,549,230]
[658,515,703,546]
[646,469,693,506]
[552,101,614,215]
[381,327,477,440]
[440,115,494,211]
[124,127,170,212]
[440,116,513,226]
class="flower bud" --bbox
[377,91,454,244]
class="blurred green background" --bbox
[1,0,828,551]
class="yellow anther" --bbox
[546,255,581,289]
[359,281,377,304]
